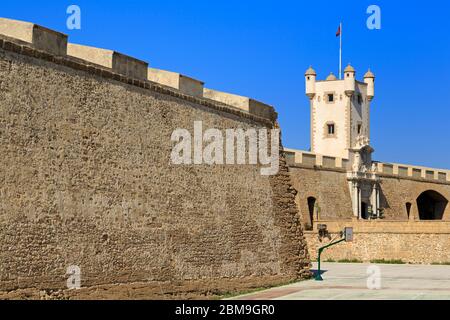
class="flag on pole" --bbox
[337,23,342,79]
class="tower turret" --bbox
[364,69,375,101]
[344,64,355,96]
[326,72,337,81]
[305,66,316,99]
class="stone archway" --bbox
[416,190,448,220]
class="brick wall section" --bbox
[0,37,310,297]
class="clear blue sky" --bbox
[2,0,450,168]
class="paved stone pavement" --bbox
[231,263,450,300]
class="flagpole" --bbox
[339,22,342,79]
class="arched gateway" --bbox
[416,190,448,220]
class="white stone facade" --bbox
[304,65,379,219]
[304,65,374,160]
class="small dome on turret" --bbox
[344,64,355,73]
[305,66,316,76]
[364,69,375,79]
[326,72,337,81]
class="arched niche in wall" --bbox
[306,197,317,230]
[405,202,412,219]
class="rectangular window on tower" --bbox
[327,124,335,135]
[328,94,334,102]
[357,124,362,134]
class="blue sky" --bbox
[2,0,450,168]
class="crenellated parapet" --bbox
[375,162,450,183]
[285,148,450,184]
[0,17,67,56]
[67,43,148,80]
[0,17,276,123]
[204,88,277,121]
[284,148,350,170]
[147,68,204,97]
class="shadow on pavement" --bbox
[311,269,328,278]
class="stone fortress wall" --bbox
[0,18,311,299]
[284,148,450,264]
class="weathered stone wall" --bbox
[289,165,450,264]
[0,35,310,297]
[289,165,450,226]
[289,166,353,224]
[305,220,450,264]
[289,163,450,263]
[378,175,450,220]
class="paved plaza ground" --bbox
[231,262,450,300]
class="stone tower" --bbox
[305,65,381,220]
[304,64,375,160]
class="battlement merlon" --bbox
[0,17,277,123]
[147,68,204,97]
[203,88,277,122]
[0,17,67,56]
